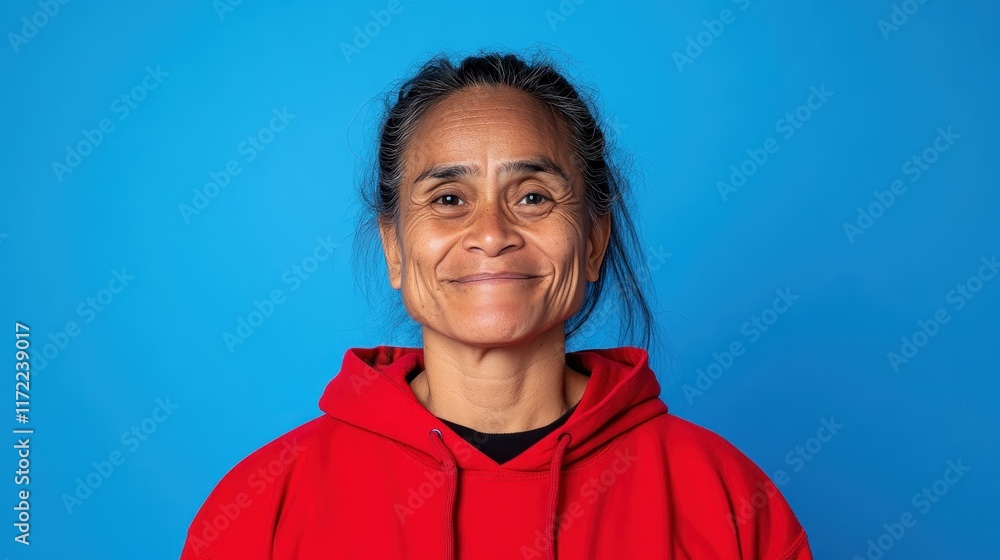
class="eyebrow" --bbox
[412,157,570,186]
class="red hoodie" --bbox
[181,346,812,559]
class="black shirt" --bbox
[438,404,578,465]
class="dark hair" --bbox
[354,49,656,349]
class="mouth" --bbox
[451,272,539,284]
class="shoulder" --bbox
[626,411,770,473]
[180,415,339,559]
[651,412,765,470]
[632,412,813,560]
[206,414,337,490]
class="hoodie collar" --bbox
[318,346,668,560]
[318,345,668,471]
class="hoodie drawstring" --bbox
[427,429,572,560]
[428,429,458,560]
[545,432,572,560]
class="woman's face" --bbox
[380,85,610,347]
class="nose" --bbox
[462,203,523,257]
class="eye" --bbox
[433,194,465,206]
[519,192,549,205]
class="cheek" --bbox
[398,218,459,282]
[545,215,590,273]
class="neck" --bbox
[410,325,588,433]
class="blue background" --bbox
[2,0,998,558]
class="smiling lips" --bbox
[452,272,538,283]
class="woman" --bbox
[180,51,813,559]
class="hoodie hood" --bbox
[318,346,668,560]
[319,345,669,472]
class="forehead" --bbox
[405,86,576,174]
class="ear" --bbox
[378,218,403,290]
[585,213,611,283]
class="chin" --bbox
[448,313,550,347]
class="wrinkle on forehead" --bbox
[404,85,578,183]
